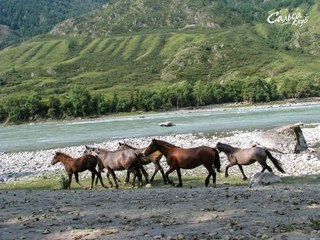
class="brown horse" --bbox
[117,142,167,184]
[215,142,285,180]
[84,146,143,189]
[51,152,107,190]
[144,139,221,187]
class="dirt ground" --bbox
[1,182,320,240]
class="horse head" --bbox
[51,152,62,165]
[215,142,222,153]
[84,145,95,155]
[117,142,127,150]
[144,139,158,156]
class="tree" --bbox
[26,92,42,119]
[280,78,298,99]
[170,81,192,108]
[91,93,107,115]
[67,86,91,116]
[47,96,61,119]
[208,82,226,104]
[224,80,243,102]
[157,86,173,110]
[242,78,270,103]
[268,79,280,101]
[192,80,207,107]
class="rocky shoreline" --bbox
[1,122,319,184]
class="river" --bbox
[1,103,320,153]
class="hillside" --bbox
[0,0,320,122]
[0,0,110,48]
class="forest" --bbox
[0,77,318,123]
[0,0,110,48]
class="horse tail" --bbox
[96,156,104,173]
[265,150,285,173]
[212,148,221,172]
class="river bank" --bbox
[2,100,320,153]
[1,122,319,183]
[1,107,320,240]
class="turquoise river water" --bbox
[1,103,319,152]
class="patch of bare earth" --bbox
[1,183,320,240]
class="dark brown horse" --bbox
[84,146,143,189]
[117,142,167,184]
[51,152,107,190]
[215,142,285,180]
[144,139,221,187]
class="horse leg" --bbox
[225,162,236,178]
[237,165,248,180]
[90,172,95,189]
[109,170,119,189]
[150,161,167,185]
[140,166,149,184]
[211,169,217,187]
[92,169,108,189]
[260,162,273,173]
[176,167,183,187]
[225,164,230,177]
[106,171,114,188]
[137,165,143,187]
[128,166,143,188]
[159,166,167,185]
[204,164,216,187]
[74,172,84,188]
[68,173,73,190]
[165,166,176,187]
[125,171,130,184]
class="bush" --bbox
[59,174,69,189]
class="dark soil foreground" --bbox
[1,183,320,240]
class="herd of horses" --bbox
[51,139,285,190]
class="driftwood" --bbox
[255,123,308,154]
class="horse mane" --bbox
[155,139,179,148]
[55,151,74,159]
[56,151,77,160]
[119,142,135,149]
[217,142,238,154]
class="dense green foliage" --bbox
[0,0,319,123]
[0,0,110,48]
[1,77,319,123]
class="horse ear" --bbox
[85,145,89,149]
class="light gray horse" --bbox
[216,142,285,180]
[117,142,167,184]
[84,146,143,188]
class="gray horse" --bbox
[84,146,143,188]
[117,142,167,184]
[216,142,285,180]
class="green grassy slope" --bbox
[0,0,319,103]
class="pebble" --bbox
[0,124,319,182]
